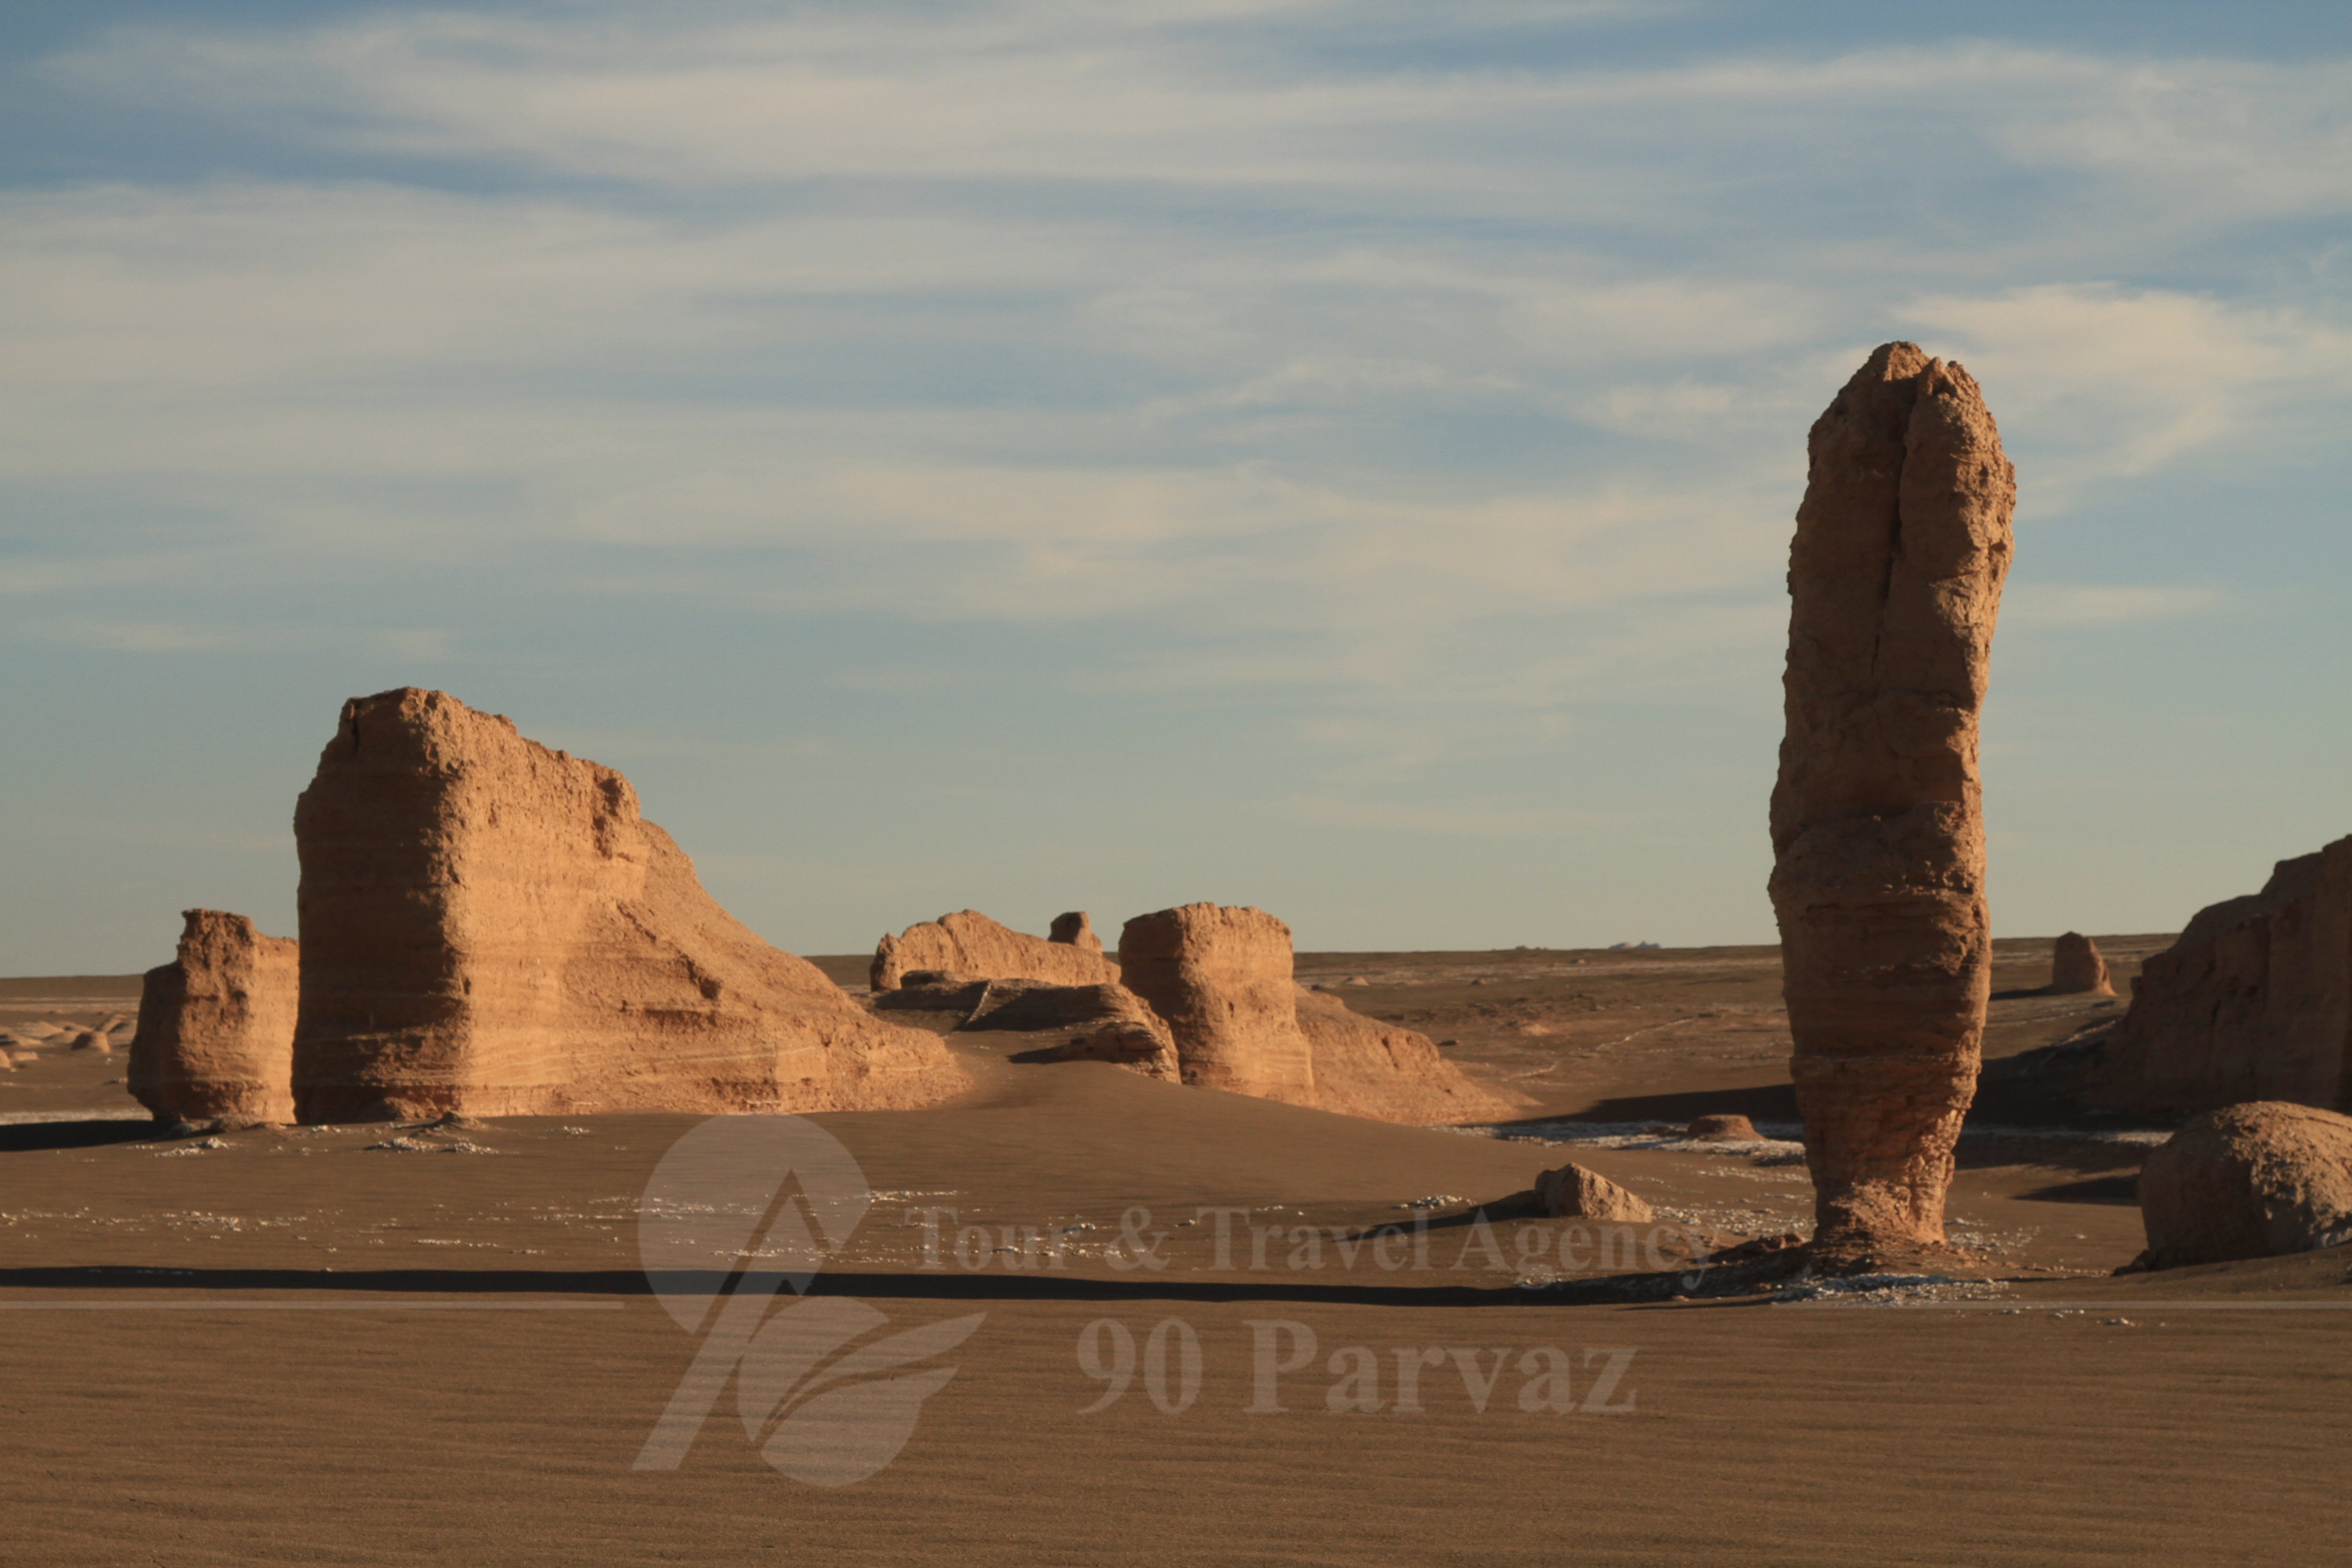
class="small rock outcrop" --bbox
[2094,836,2352,1116]
[963,980,1179,1079]
[871,910,1122,992]
[291,688,967,1121]
[1294,987,1520,1125]
[1685,1114,1759,1142]
[1118,904,1317,1106]
[2135,1102,2352,1269]
[1535,1162,1654,1223]
[2050,932,2115,996]
[69,1029,112,1054]
[1769,343,2016,1259]
[128,910,299,1125]
[1048,911,1104,954]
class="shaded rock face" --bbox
[1048,911,1104,955]
[1117,905,1317,1105]
[2095,838,2352,1116]
[1769,343,2016,1255]
[870,911,1122,992]
[966,981,1180,1079]
[292,688,966,1122]
[1535,1163,1654,1223]
[128,910,299,1125]
[2136,1102,2352,1269]
[2050,932,2115,996]
[1293,988,1522,1125]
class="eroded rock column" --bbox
[1769,343,2015,1256]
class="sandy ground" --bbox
[4,942,2347,1565]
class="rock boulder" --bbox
[1535,1162,1654,1223]
[1769,343,2016,1258]
[2050,932,2115,996]
[128,910,299,1125]
[291,687,966,1121]
[871,910,1122,992]
[2136,1102,2352,1269]
[1685,1114,1759,1142]
[2094,837,2351,1116]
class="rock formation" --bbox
[1535,1162,1654,1223]
[1685,1114,1759,1142]
[2094,836,2352,1117]
[2049,932,2114,996]
[128,909,299,1125]
[68,1029,111,1054]
[1118,904,1318,1106]
[871,910,1122,992]
[291,687,967,1121]
[963,980,1179,1079]
[1294,987,1520,1124]
[2135,1102,2352,1269]
[1768,343,2016,1259]
[1048,911,1104,954]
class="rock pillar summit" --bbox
[1769,343,2016,1259]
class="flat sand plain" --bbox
[4,941,2347,1566]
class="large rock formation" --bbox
[2094,836,2352,1116]
[2049,932,2115,996]
[128,910,299,1125]
[291,688,966,1121]
[1294,987,1520,1125]
[2135,1102,2352,1269]
[1118,904,1317,1106]
[1768,343,2016,1258]
[870,910,1121,992]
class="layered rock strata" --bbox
[871,910,1122,992]
[2095,837,2352,1116]
[1768,343,2016,1256]
[1117,904,1318,1106]
[2135,1102,2352,1269]
[291,688,966,1121]
[128,909,299,1124]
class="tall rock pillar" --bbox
[1769,343,2015,1257]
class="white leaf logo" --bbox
[735,1300,986,1487]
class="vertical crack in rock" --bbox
[1769,342,2016,1259]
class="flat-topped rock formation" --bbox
[871,910,1122,992]
[291,688,966,1121]
[128,910,299,1125]
[1294,987,1520,1124]
[2093,837,2350,1117]
[1118,904,1318,1106]
[1768,343,2016,1259]
[2135,1102,2352,1269]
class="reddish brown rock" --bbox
[2094,837,2352,1116]
[1294,987,1521,1125]
[1117,904,1316,1106]
[127,910,299,1125]
[1048,911,1104,955]
[68,1029,112,1053]
[2135,1102,2352,1269]
[1535,1162,1654,1223]
[1769,343,2016,1257]
[871,910,1122,992]
[953,980,1180,1079]
[291,688,966,1122]
[2050,932,2114,996]
[1685,1114,1760,1142]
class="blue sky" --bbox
[3,1,2347,971]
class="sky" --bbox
[2,1,2348,972]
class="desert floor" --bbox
[4,940,2347,1566]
